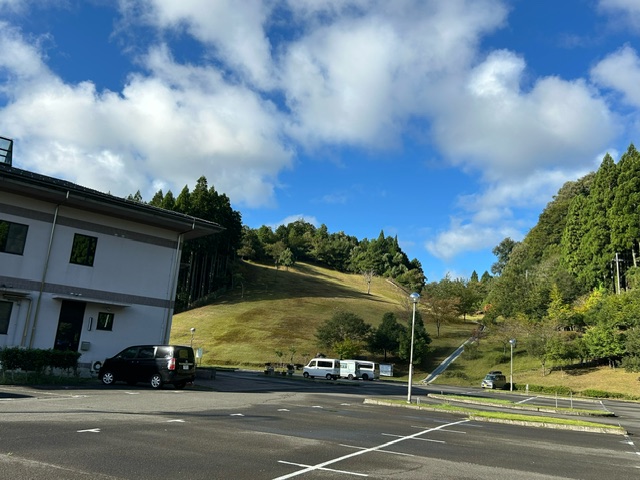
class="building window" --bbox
[0,220,28,255]
[0,301,12,334]
[70,234,98,266]
[96,312,114,331]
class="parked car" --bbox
[302,357,340,380]
[98,345,196,389]
[357,361,380,381]
[481,371,507,389]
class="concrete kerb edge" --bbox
[468,415,627,435]
[426,393,615,417]
[363,398,627,435]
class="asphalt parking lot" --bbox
[1,371,639,479]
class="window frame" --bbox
[96,312,114,331]
[0,220,28,255]
[70,233,98,266]
[0,300,12,335]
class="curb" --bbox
[363,398,627,435]
[468,415,627,435]
[426,393,615,417]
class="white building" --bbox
[0,137,223,371]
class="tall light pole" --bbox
[509,338,516,392]
[407,292,420,403]
[190,327,196,347]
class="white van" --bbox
[303,358,340,380]
[357,361,380,381]
[339,360,361,380]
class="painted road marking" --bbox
[382,433,445,444]
[77,428,101,433]
[274,419,470,479]
[278,461,368,477]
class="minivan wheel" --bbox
[101,371,115,386]
[361,373,369,381]
[325,373,333,380]
[150,374,163,389]
[303,372,309,378]
[348,374,354,380]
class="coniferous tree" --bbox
[611,144,640,266]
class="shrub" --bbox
[579,389,636,400]
[0,347,81,374]
[621,355,640,373]
[463,342,480,360]
[524,384,573,395]
[441,370,469,380]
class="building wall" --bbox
[0,190,185,370]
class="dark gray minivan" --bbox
[99,345,196,389]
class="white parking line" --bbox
[411,425,467,434]
[273,419,470,479]
[516,396,535,404]
[278,461,368,477]
[382,433,445,444]
[339,443,416,456]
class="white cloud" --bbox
[0,29,293,206]
[0,0,633,270]
[591,45,640,107]
[426,219,521,261]
[280,0,508,148]
[430,50,618,182]
[598,0,640,31]
[124,0,276,90]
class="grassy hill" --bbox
[170,261,475,377]
[170,261,640,398]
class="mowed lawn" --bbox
[171,261,475,377]
[171,261,640,396]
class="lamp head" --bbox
[409,292,420,304]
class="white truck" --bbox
[339,360,361,380]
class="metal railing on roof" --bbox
[0,136,13,166]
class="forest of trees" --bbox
[129,144,640,373]
[237,221,427,291]
[129,176,243,312]
[484,144,640,373]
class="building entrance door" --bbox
[54,300,86,351]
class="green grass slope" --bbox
[170,261,476,376]
[170,261,640,397]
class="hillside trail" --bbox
[422,335,476,384]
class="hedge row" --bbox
[525,383,640,401]
[0,347,81,373]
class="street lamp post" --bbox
[509,338,517,392]
[407,292,420,403]
[190,327,196,347]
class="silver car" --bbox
[481,371,507,389]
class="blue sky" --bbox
[1,1,639,282]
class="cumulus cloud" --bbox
[122,0,276,90]
[598,0,640,31]
[430,49,618,182]
[0,25,293,205]
[591,45,640,107]
[0,0,633,268]
[280,0,508,148]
